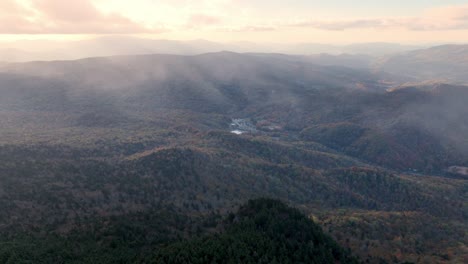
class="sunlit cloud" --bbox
[289,4,468,31]
[425,4,468,21]
[218,26,276,32]
[0,0,164,34]
[187,14,223,29]
[1,0,468,44]
[289,19,391,31]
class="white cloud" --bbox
[1,1,468,35]
[288,4,468,31]
[0,0,163,34]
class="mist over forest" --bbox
[0,37,467,263]
[2,0,468,260]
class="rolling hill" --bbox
[0,52,466,263]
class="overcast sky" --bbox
[1,0,468,44]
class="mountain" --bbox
[0,37,233,62]
[283,44,468,86]
[341,42,423,56]
[0,52,391,114]
[306,53,374,69]
[0,37,424,62]
[374,45,468,84]
[151,199,359,264]
[1,52,466,172]
[0,52,466,263]
[0,199,358,263]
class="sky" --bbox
[1,0,468,44]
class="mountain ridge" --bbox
[0,51,466,263]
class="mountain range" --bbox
[0,36,424,62]
[0,51,466,263]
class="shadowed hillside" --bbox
[151,199,359,264]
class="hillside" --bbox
[0,52,466,263]
[151,199,358,264]
[1,53,466,172]
[0,199,358,264]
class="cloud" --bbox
[290,19,391,31]
[31,0,102,22]
[0,0,163,34]
[188,14,222,26]
[220,26,276,32]
[289,4,468,31]
[426,4,468,21]
[2,1,468,35]
[0,0,24,13]
[185,13,275,32]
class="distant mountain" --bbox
[0,37,425,62]
[374,45,468,84]
[0,37,232,62]
[341,42,423,56]
[298,44,468,85]
[306,53,373,69]
[0,52,391,114]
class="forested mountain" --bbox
[374,45,468,84]
[302,45,468,86]
[152,199,358,264]
[1,53,467,172]
[0,52,466,263]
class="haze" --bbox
[1,1,468,263]
[1,0,468,45]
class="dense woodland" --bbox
[152,199,358,264]
[0,52,467,263]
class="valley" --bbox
[0,51,466,263]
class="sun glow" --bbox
[0,0,467,44]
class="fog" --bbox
[0,36,428,63]
[0,46,467,171]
